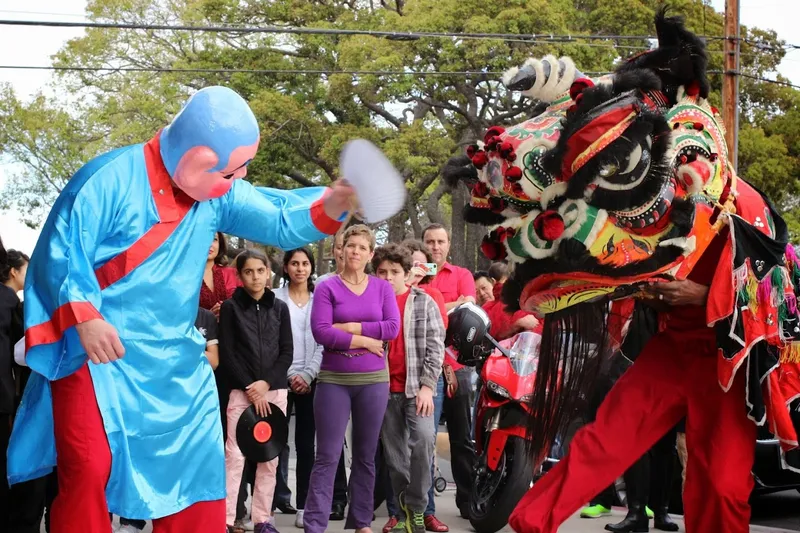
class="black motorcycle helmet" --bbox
[446,302,495,365]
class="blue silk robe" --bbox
[7,138,339,519]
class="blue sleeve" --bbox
[217,180,342,250]
[23,150,127,380]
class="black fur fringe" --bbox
[525,302,612,462]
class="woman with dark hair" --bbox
[220,249,293,533]
[201,232,241,316]
[1,246,30,531]
[273,248,325,526]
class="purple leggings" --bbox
[303,381,389,533]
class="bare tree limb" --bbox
[284,170,317,187]
[407,195,422,237]
[426,180,449,225]
[361,99,403,128]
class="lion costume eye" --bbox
[621,144,643,176]
[595,139,651,191]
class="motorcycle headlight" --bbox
[486,381,510,399]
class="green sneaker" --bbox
[580,504,612,518]
[389,519,410,533]
[646,506,654,519]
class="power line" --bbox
[0,64,614,77]
[5,17,798,53]
[0,18,674,42]
[735,71,800,90]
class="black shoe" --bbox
[653,512,679,532]
[330,502,346,521]
[273,501,297,515]
[605,506,649,533]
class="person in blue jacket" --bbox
[7,85,356,533]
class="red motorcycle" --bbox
[447,304,551,533]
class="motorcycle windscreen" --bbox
[508,331,542,376]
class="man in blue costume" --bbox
[8,86,356,533]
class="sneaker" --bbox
[254,523,280,533]
[580,504,612,518]
[423,515,449,532]
[409,511,426,533]
[382,517,399,533]
[646,506,654,519]
[236,518,255,531]
[389,519,409,533]
[294,510,304,529]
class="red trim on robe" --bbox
[26,301,103,351]
[95,135,196,289]
[309,189,343,235]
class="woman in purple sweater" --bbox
[305,224,401,533]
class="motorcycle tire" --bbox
[468,435,533,533]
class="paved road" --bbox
[51,419,800,532]
[751,490,800,530]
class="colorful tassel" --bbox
[787,293,798,315]
[746,275,759,312]
[757,276,772,306]
[780,343,800,364]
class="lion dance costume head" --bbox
[446,9,800,470]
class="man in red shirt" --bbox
[373,244,445,533]
[422,224,478,519]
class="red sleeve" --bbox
[424,287,449,329]
[220,266,242,298]
[458,267,477,300]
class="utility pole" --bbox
[722,0,741,172]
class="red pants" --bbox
[509,330,756,533]
[50,365,225,533]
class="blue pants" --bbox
[386,377,445,517]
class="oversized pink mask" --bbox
[171,143,258,201]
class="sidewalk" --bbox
[271,495,798,532]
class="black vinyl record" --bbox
[236,403,288,463]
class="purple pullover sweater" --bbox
[311,276,401,374]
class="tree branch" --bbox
[361,99,403,128]
[284,170,317,187]
[426,180,449,225]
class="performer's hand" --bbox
[323,179,358,221]
[650,280,709,307]
[211,302,222,318]
[77,319,125,364]
[246,380,270,403]
[253,396,272,418]
[416,385,434,417]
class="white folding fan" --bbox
[339,139,406,223]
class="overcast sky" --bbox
[1,0,798,255]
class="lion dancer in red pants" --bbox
[510,236,759,533]
[439,11,800,533]
[509,178,800,532]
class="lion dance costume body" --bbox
[444,10,800,533]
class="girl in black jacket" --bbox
[219,250,293,533]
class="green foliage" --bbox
[1,0,799,256]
